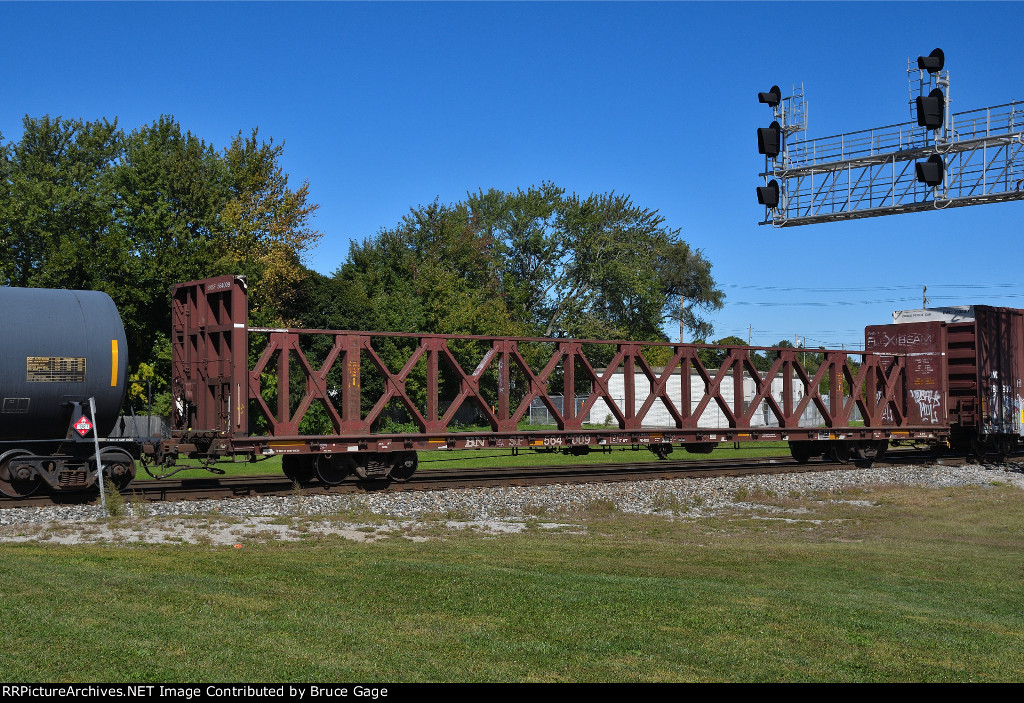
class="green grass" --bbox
[154,442,795,479]
[1,482,1023,681]
[416,441,793,470]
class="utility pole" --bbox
[679,298,684,343]
[923,285,929,308]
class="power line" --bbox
[728,293,1024,307]
[724,282,1024,293]
[711,283,1024,350]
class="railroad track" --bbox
[0,449,966,509]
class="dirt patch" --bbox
[0,516,579,546]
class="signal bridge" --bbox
[757,48,1024,226]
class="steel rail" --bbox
[0,450,969,510]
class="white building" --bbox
[577,367,840,428]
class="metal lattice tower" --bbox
[758,51,1024,226]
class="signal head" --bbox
[757,179,780,208]
[917,48,944,74]
[757,121,782,157]
[915,154,945,188]
[758,85,782,107]
[915,88,945,130]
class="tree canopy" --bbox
[0,114,322,409]
[333,182,724,342]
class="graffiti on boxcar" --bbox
[985,385,1022,434]
[1017,395,1024,435]
[876,389,895,422]
[910,389,942,424]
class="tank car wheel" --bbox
[388,452,418,483]
[0,450,42,499]
[282,455,314,483]
[99,448,136,491]
[315,455,353,486]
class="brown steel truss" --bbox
[170,276,936,456]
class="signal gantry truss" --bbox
[758,50,1024,226]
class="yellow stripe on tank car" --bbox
[111,339,119,387]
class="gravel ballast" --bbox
[0,462,1021,545]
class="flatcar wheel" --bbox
[874,439,889,461]
[788,441,813,464]
[282,455,314,483]
[648,443,671,460]
[389,452,418,483]
[852,440,887,469]
[315,455,352,486]
[0,450,42,499]
[829,441,851,464]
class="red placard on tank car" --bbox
[865,321,947,428]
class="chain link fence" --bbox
[527,394,860,427]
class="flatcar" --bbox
[157,275,987,485]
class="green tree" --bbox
[110,116,228,357]
[771,339,797,357]
[0,128,8,239]
[220,129,322,323]
[337,200,522,337]
[465,183,563,330]
[331,185,725,421]
[466,182,723,341]
[1,115,324,399]
[659,240,724,343]
[332,201,526,420]
[697,336,748,370]
[0,115,121,290]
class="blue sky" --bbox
[2,1,1022,350]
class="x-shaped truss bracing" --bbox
[241,331,913,439]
